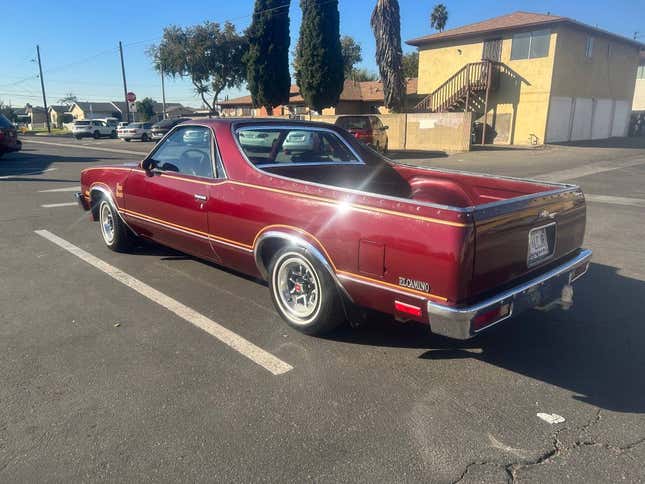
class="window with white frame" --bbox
[510,29,550,60]
[585,36,594,58]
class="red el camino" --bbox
[75,119,591,338]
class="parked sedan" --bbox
[117,122,154,142]
[0,114,21,158]
[151,118,190,141]
[335,115,389,153]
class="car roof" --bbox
[185,118,340,131]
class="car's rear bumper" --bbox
[426,249,593,339]
[1,139,21,152]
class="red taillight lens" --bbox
[472,303,512,331]
[352,129,373,141]
[394,300,422,318]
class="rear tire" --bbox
[141,133,149,142]
[98,198,134,252]
[383,141,388,154]
[111,130,117,139]
[93,130,100,139]
[75,135,82,140]
[268,246,345,335]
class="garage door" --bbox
[611,100,630,137]
[570,98,593,141]
[592,99,613,139]
[546,97,573,143]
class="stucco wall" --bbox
[633,80,645,110]
[311,112,471,152]
[417,30,557,145]
[550,26,640,101]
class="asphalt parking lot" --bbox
[1,136,644,482]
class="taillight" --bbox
[472,303,512,331]
[394,300,423,318]
[353,129,373,142]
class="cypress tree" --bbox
[295,0,344,113]
[245,0,291,115]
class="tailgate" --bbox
[471,187,586,298]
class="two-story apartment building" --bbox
[407,11,643,145]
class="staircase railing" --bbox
[413,60,499,113]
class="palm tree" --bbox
[430,4,448,32]
[371,0,406,112]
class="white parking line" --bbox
[34,229,293,376]
[23,138,146,156]
[39,186,81,193]
[536,157,645,182]
[41,202,78,208]
[584,194,645,208]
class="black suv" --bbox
[151,117,190,141]
[0,114,21,158]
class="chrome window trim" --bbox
[231,122,580,216]
[255,161,366,169]
[235,125,366,167]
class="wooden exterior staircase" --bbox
[413,60,500,114]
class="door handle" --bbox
[194,194,207,202]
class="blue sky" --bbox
[2,0,643,108]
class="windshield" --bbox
[129,123,142,128]
[75,121,91,126]
[236,127,359,167]
[336,116,371,130]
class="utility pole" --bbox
[36,45,51,133]
[119,41,130,123]
[160,64,167,120]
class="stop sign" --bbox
[126,92,136,103]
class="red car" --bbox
[335,115,389,153]
[0,114,22,158]
[75,119,591,337]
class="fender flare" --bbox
[89,185,138,236]
[254,230,353,302]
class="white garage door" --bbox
[570,98,593,141]
[546,97,573,143]
[611,100,630,137]
[592,99,613,139]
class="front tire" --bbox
[93,130,100,139]
[111,130,117,139]
[141,133,149,142]
[268,247,345,335]
[98,198,134,252]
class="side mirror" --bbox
[141,158,158,173]
[382,126,389,130]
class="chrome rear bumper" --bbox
[427,249,592,339]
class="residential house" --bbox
[69,102,122,121]
[219,79,419,117]
[48,105,73,127]
[23,104,48,129]
[111,100,196,122]
[633,51,645,111]
[407,11,643,144]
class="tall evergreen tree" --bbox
[371,0,406,112]
[245,0,291,115]
[295,0,344,113]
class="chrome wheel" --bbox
[273,254,321,325]
[99,201,115,245]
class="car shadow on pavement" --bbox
[331,262,645,413]
[0,151,125,179]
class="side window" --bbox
[237,128,359,166]
[150,126,214,178]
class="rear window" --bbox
[236,127,360,167]
[336,116,371,130]
[129,123,142,128]
[0,114,13,128]
[154,118,186,128]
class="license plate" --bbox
[528,227,550,265]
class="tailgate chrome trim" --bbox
[427,249,592,339]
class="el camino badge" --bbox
[398,277,430,293]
